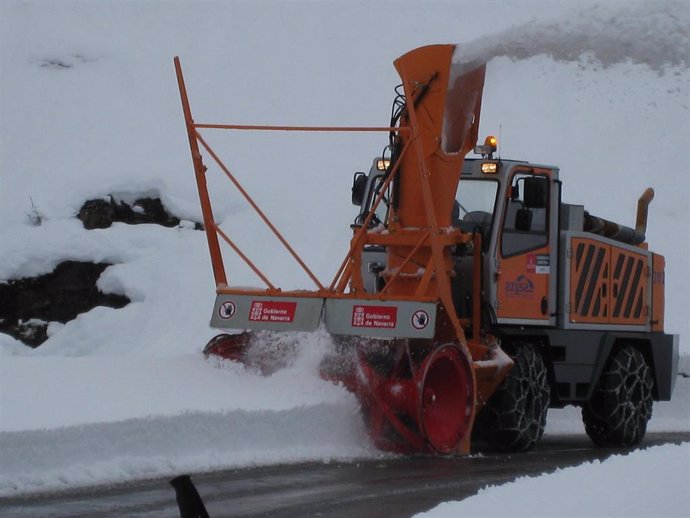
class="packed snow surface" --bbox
[415,442,690,518]
[0,0,688,507]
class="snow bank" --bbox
[1,353,686,496]
[0,405,374,496]
[0,333,378,496]
[0,332,351,431]
[0,221,216,357]
[415,442,690,518]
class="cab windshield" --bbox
[358,175,498,230]
[455,178,498,216]
[454,178,498,242]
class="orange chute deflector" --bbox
[392,44,486,229]
[384,45,486,300]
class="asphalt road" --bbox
[2,432,689,518]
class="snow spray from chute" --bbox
[455,2,689,72]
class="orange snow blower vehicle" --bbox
[175,44,678,455]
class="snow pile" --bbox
[0,332,378,495]
[415,442,690,518]
[0,221,215,356]
[0,406,372,497]
[0,0,688,499]
[1,331,349,431]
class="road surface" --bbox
[1,432,688,518]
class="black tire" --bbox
[476,342,550,452]
[582,346,653,447]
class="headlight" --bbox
[376,159,390,171]
[481,162,498,174]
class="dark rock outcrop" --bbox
[0,261,130,348]
[78,196,202,230]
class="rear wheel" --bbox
[476,342,550,452]
[582,346,653,447]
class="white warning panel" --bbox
[210,294,323,332]
[324,299,437,338]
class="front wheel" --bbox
[475,342,550,452]
[582,346,653,447]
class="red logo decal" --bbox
[352,305,397,329]
[249,301,297,323]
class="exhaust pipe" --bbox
[583,187,655,246]
[635,187,655,236]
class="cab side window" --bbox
[501,174,549,257]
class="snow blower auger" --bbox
[174,44,513,456]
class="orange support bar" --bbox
[195,131,325,291]
[196,123,409,133]
[215,226,276,290]
[174,56,414,295]
[329,141,410,293]
[174,56,228,287]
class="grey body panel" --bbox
[212,293,438,340]
[560,204,584,232]
[211,294,323,332]
[653,333,679,400]
[360,246,387,294]
[496,327,679,404]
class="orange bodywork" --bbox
[651,253,666,332]
[383,46,485,300]
[497,244,553,321]
[609,247,649,325]
[569,236,651,326]
[569,237,611,324]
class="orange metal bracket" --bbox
[174,57,412,298]
[174,47,487,359]
[175,57,227,288]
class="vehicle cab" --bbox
[352,145,561,329]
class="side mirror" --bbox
[351,172,366,206]
[524,177,548,208]
[515,208,533,231]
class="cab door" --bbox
[494,168,558,325]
